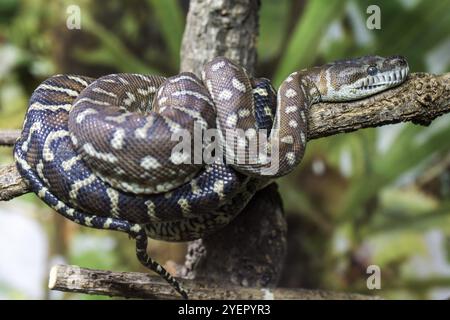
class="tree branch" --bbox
[1,72,448,199]
[0,163,28,200]
[308,72,450,139]
[0,129,20,146]
[48,264,379,300]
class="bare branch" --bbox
[0,129,20,146]
[48,264,380,300]
[0,163,28,200]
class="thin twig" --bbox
[0,129,21,146]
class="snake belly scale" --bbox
[14,56,409,298]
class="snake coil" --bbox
[14,56,409,298]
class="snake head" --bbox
[317,55,409,102]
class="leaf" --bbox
[258,0,289,61]
[367,231,426,267]
[146,0,184,67]
[338,122,450,222]
[80,15,161,74]
[369,202,450,235]
[273,0,347,85]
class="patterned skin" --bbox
[14,56,409,298]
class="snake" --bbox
[14,55,409,298]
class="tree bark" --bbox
[180,0,259,76]
[0,163,28,201]
[48,264,380,300]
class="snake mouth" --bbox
[357,66,409,91]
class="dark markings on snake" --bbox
[14,56,409,298]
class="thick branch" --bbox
[180,183,287,287]
[180,0,259,75]
[48,264,379,300]
[309,73,450,139]
[1,72,448,201]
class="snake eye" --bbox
[367,65,378,76]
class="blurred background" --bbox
[0,0,449,299]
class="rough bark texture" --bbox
[0,163,28,201]
[180,0,259,76]
[0,129,20,146]
[48,264,380,300]
[308,73,450,139]
[180,183,287,287]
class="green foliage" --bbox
[77,15,161,74]
[273,0,347,85]
[146,0,185,67]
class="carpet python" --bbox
[14,56,409,298]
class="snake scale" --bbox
[14,55,409,298]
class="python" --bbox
[14,55,409,298]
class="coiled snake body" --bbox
[14,56,409,298]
